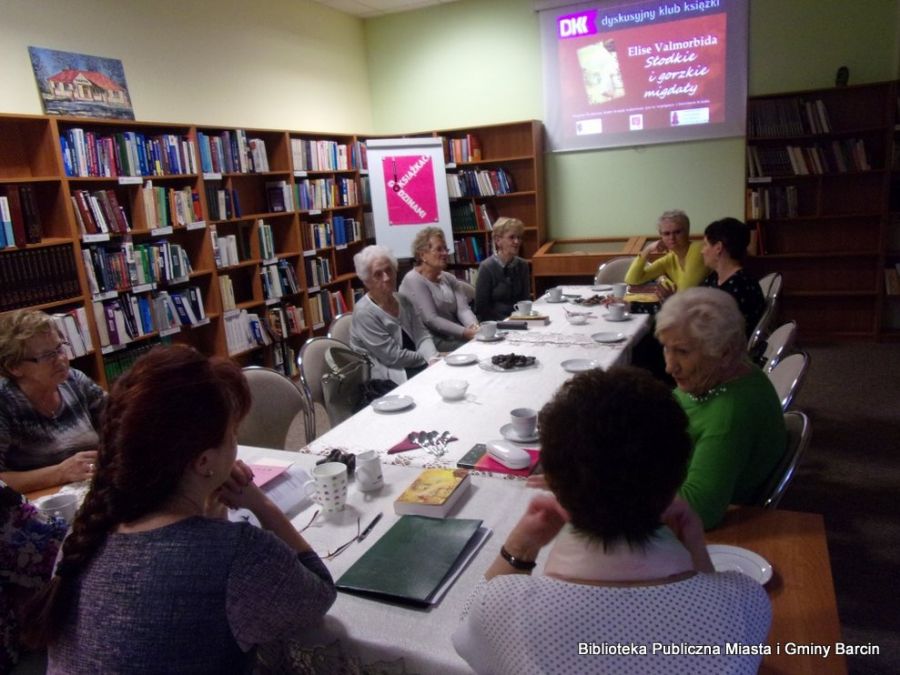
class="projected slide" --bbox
[542,0,747,152]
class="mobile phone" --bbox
[457,443,486,469]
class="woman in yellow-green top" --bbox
[625,210,708,293]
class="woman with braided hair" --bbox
[24,345,336,673]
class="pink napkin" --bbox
[249,463,289,488]
[387,436,421,454]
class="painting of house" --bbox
[29,46,135,119]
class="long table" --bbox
[241,447,847,675]
[305,286,651,467]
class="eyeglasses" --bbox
[22,341,70,364]
[324,516,361,560]
[429,246,449,254]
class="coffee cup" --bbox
[510,407,537,439]
[548,287,563,302]
[478,321,497,339]
[607,302,626,321]
[36,493,78,524]
[612,282,627,299]
[355,450,383,492]
[304,461,348,512]
[515,300,533,316]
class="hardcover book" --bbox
[394,468,471,518]
[336,515,489,606]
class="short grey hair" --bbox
[411,226,446,262]
[655,287,746,365]
[353,245,397,282]
[658,210,690,233]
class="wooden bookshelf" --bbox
[745,81,899,341]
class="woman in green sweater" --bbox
[655,287,786,529]
[625,209,708,293]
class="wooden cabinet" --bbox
[745,82,898,340]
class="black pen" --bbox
[357,513,383,542]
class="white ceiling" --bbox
[311,0,460,19]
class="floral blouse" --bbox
[0,480,67,671]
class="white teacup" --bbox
[515,300,533,316]
[510,407,538,438]
[548,287,563,302]
[478,321,497,339]
[355,450,384,492]
[566,313,587,325]
[612,282,627,299]
[305,462,348,512]
[607,302,627,321]
[436,379,469,401]
[37,493,78,524]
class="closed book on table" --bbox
[394,468,471,518]
[336,515,488,606]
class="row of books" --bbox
[258,221,276,261]
[451,267,478,287]
[307,290,347,328]
[49,308,93,359]
[446,168,516,198]
[92,286,206,349]
[451,236,487,264]
[266,303,306,340]
[449,201,496,232]
[204,185,242,221]
[70,189,130,235]
[141,182,203,230]
[305,256,332,287]
[0,245,81,311]
[332,215,363,247]
[265,180,294,213]
[295,177,358,210]
[747,96,832,138]
[103,339,167,384]
[747,139,871,177]
[60,128,197,178]
[884,265,900,295]
[0,185,42,248]
[224,309,272,355]
[290,138,358,172]
[301,216,364,250]
[443,134,482,164]
[746,185,800,220]
[272,342,299,378]
[210,226,246,268]
[197,130,269,174]
[262,260,301,300]
[81,240,192,296]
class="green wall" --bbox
[365,0,900,239]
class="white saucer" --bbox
[500,422,539,443]
[591,332,626,344]
[707,545,773,585]
[372,394,415,413]
[591,285,613,292]
[605,314,632,322]
[476,333,505,343]
[445,353,478,366]
[561,358,600,373]
[544,297,567,303]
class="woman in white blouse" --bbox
[350,245,437,384]
[398,227,479,352]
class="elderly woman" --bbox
[25,345,335,672]
[700,217,766,338]
[399,226,479,352]
[351,244,437,384]
[453,367,771,674]
[625,210,708,294]
[0,310,105,493]
[474,217,531,321]
[656,287,785,529]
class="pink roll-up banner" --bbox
[382,154,439,225]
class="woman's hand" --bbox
[643,238,668,256]
[463,324,479,340]
[215,460,269,514]
[57,450,98,484]
[655,279,677,302]
[505,494,569,558]
[662,496,714,573]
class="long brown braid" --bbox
[23,345,250,646]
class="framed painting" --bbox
[28,46,135,120]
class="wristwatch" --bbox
[500,545,536,571]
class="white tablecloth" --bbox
[304,286,650,468]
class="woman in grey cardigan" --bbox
[351,245,437,384]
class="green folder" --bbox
[336,515,487,606]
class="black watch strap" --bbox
[500,545,537,570]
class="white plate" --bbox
[544,297,567,303]
[591,285,613,292]
[561,358,600,373]
[476,333,506,343]
[479,358,539,373]
[605,314,632,322]
[372,394,415,413]
[445,353,478,366]
[591,332,626,344]
[707,544,773,585]
[500,422,539,443]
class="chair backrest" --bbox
[297,336,351,408]
[759,272,783,300]
[759,410,811,509]
[767,351,809,411]
[761,320,798,373]
[748,272,783,350]
[237,366,313,449]
[594,256,636,284]
[327,312,353,344]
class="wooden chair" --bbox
[327,312,353,344]
[758,410,811,508]
[237,366,314,448]
[594,256,636,284]
[760,320,798,373]
[767,351,809,411]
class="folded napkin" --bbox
[388,437,421,454]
